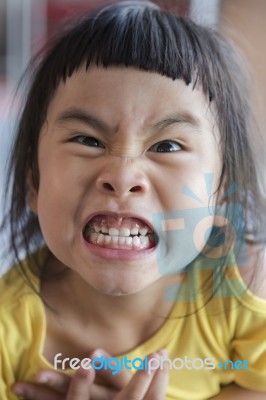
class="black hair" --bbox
[1,0,265,294]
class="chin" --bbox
[88,273,156,297]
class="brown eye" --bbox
[148,140,182,153]
[71,136,105,148]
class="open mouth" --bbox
[83,214,157,251]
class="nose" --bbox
[96,157,150,197]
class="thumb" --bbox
[66,367,95,400]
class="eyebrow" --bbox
[55,107,110,134]
[55,107,201,135]
[151,112,201,133]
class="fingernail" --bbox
[78,366,90,378]
[160,349,169,358]
[148,352,160,361]
[12,387,25,396]
[37,375,49,383]
[92,349,104,358]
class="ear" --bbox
[27,169,38,214]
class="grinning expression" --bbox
[29,66,222,296]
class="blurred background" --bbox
[0,0,265,271]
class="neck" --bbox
[41,255,182,353]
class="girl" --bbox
[1,1,266,399]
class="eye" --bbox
[70,135,105,148]
[148,140,182,153]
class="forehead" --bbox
[47,66,217,131]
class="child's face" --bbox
[29,66,222,295]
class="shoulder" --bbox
[0,267,45,372]
[0,248,48,311]
[0,266,46,389]
[0,266,37,309]
[0,266,42,338]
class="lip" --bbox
[82,210,158,261]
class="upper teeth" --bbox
[92,226,149,237]
[110,227,130,236]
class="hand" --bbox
[12,350,169,400]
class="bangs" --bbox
[42,1,222,102]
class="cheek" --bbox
[154,210,216,275]
[34,172,77,247]
[36,190,68,247]
[152,164,222,274]
[156,161,221,211]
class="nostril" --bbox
[130,186,142,193]
[103,183,115,191]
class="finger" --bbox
[66,367,95,400]
[36,369,71,392]
[115,353,159,400]
[144,350,169,400]
[12,382,63,400]
[91,349,131,390]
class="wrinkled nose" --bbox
[96,158,150,197]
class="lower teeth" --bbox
[86,231,151,250]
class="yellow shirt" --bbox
[1,253,266,399]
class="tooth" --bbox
[97,233,105,244]
[126,237,132,245]
[90,232,98,244]
[101,226,109,234]
[132,236,140,247]
[139,228,148,236]
[120,227,131,237]
[94,225,101,233]
[119,237,126,245]
[140,236,149,247]
[131,228,139,235]
[109,228,120,236]
[111,236,119,244]
[104,235,112,244]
